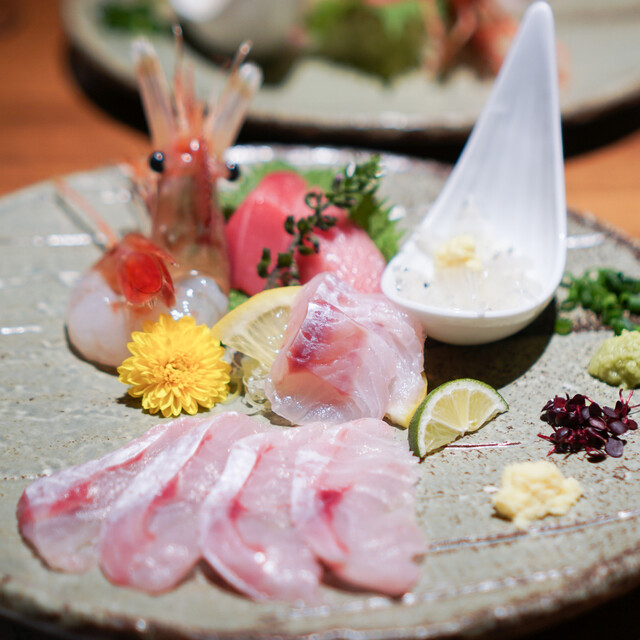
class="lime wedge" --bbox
[408,378,508,456]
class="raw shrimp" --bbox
[65,38,263,369]
[65,228,178,369]
[423,0,568,81]
[423,0,518,77]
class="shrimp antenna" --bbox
[203,40,263,157]
[172,23,191,133]
[230,40,252,75]
[172,23,185,78]
[54,179,120,251]
[133,38,176,150]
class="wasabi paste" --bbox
[588,330,640,389]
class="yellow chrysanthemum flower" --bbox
[118,314,230,418]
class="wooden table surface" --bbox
[1,1,640,639]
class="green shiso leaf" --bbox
[348,191,402,262]
[331,155,403,262]
[228,289,250,311]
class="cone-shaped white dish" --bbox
[381,1,566,345]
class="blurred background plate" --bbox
[61,0,640,152]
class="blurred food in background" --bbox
[100,0,524,81]
[304,0,518,80]
[170,0,306,59]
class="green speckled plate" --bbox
[61,0,640,145]
[2,146,640,639]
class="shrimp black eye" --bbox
[226,162,241,182]
[149,151,165,173]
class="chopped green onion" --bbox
[554,317,573,335]
[557,267,640,335]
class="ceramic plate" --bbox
[61,0,640,145]
[2,146,640,639]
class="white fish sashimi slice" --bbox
[266,273,390,423]
[269,301,393,422]
[351,290,426,420]
[199,426,324,602]
[266,273,424,425]
[292,418,425,596]
[99,412,267,593]
[16,416,207,573]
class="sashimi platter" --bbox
[4,4,640,639]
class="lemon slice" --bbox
[211,286,301,368]
[408,378,508,456]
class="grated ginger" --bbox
[493,460,582,528]
[434,234,482,271]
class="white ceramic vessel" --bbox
[169,0,304,59]
[381,1,566,345]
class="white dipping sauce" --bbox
[393,207,542,313]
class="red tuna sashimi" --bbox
[291,418,425,595]
[224,171,384,295]
[16,416,208,573]
[266,272,425,425]
[99,412,267,593]
[199,425,324,602]
[225,171,310,296]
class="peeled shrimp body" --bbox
[65,39,262,368]
[66,265,228,368]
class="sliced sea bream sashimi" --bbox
[266,272,425,425]
[199,425,325,603]
[99,412,267,593]
[292,418,425,595]
[16,416,208,573]
[200,418,424,601]
[17,411,425,600]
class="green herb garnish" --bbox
[558,268,640,334]
[101,0,168,34]
[554,317,573,336]
[257,187,339,289]
[305,0,425,81]
[343,157,402,262]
